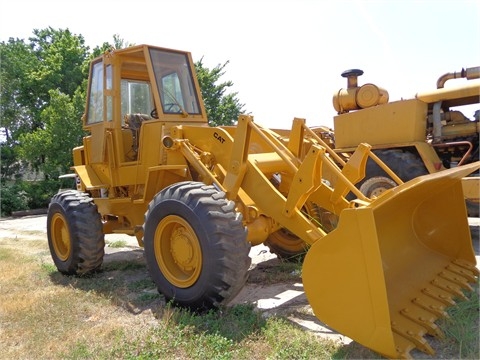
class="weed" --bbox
[40,262,57,274]
[127,278,155,291]
[437,283,480,359]
[107,239,128,248]
[174,304,266,342]
[137,292,162,302]
[102,260,145,272]
[249,258,302,284]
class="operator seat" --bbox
[124,113,152,160]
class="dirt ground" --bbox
[0,214,479,355]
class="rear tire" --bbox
[369,149,428,180]
[47,190,105,275]
[143,181,251,311]
[466,200,479,217]
[359,150,477,216]
[265,203,337,261]
[356,150,428,196]
[265,228,308,261]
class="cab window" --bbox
[121,79,153,121]
[86,61,103,124]
[149,48,201,115]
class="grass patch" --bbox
[127,278,155,291]
[69,304,338,360]
[249,258,302,284]
[102,259,145,272]
[174,303,265,342]
[263,317,338,359]
[137,292,162,302]
[436,283,480,359]
[107,239,128,248]
[40,262,58,274]
[0,247,16,260]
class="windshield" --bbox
[149,48,201,115]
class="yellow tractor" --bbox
[47,45,479,359]
[328,67,480,216]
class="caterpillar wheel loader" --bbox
[46,45,479,359]
[325,66,480,216]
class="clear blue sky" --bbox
[1,0,479,129]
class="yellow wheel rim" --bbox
[51,213,71,261]
[269,228,306,252]
[154,215,202,288]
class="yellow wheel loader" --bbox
[328,67,480,216]
[46,45,479,359]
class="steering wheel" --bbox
[150,108,158,119]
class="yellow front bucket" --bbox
[303,162,480,359]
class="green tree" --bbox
[195,59,245,126]
[28,27,88,101]
[1,28,90,214]
[18,89,85,179]
[0,38,37,142]
[1,28,89,177]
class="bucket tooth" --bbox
[452,259,480,277]
[438,270,473,291]
[391,318,434,356]
[412,297,449,319]
[422,287,456,308]
[446,263,477,283]
[400,307,445,338]
[431,277,468,300]
[392,334,416,359]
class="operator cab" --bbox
[85,45,205,125]
[82,45,207,164]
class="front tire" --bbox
[47,190,105,275]
[143,181,251,311]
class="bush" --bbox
[0,179,60,216]
[22,179,60,209]
[0,182,28,216]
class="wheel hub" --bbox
[51,213,71,261]
[154,215,202,288]
[359,176,398,198]
[170,227,195,270]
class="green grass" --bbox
[60,304,338,360]
[437,283,480,359]
[107,239,128,248]
[248,258,303,285]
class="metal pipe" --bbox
[436,66,480,88]
[437,69,465,89]
[432,140,473,166]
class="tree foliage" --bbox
[1,28,90,214]
[1,28,89,176]
[195,59,245,126]
[0,37,38,142]
[18,89,85,178]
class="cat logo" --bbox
[213,132,225,144]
